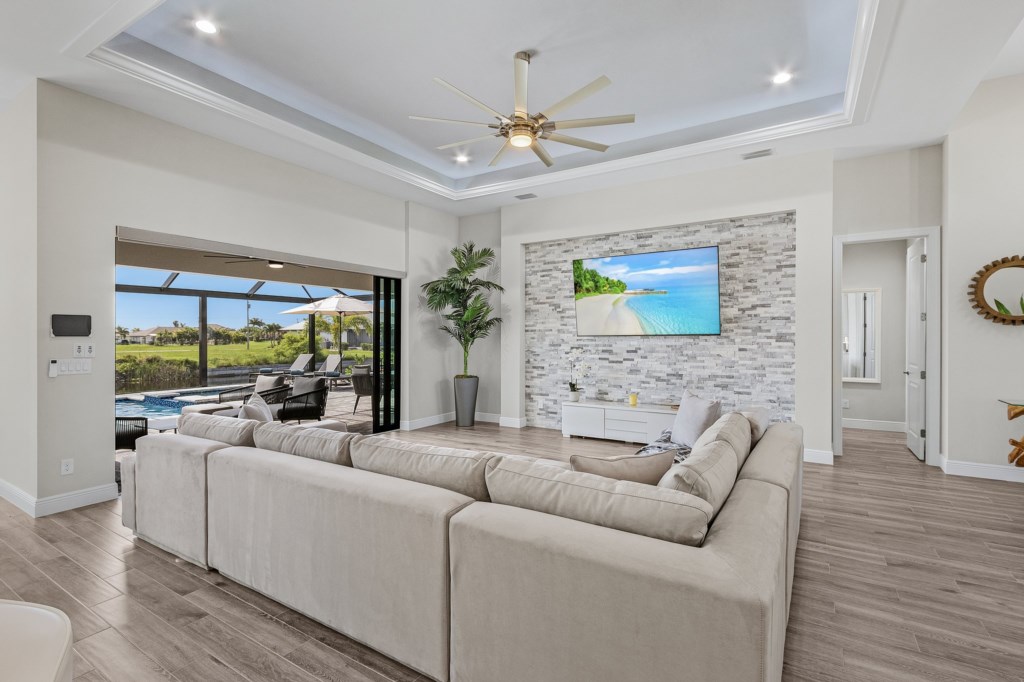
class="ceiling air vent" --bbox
[741,149,774,161]
[515,193,538,200]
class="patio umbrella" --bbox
[279,293,373,317]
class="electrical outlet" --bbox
[73,343,85,358]
[842,399,850,409]
[60,459,74,476]
[84,343,95,358]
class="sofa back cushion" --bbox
[254,422,359,467]
[693,412,753,468]
[486,456,713,546]
[350,436,500,501]
[569,450,675,485]
[657,440,738,518]
[178,413,258,447]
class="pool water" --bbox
[115,388,226,418]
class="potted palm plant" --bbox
[422,242,503,427]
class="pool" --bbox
[115,387,229,418]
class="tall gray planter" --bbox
[454,376,479,427]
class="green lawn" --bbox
[115,342,372,367]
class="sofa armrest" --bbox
[120,452,137,532]
[449,480,789,682]
[135,433,229,567]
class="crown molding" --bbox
[84,0,889,202]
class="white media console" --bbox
[561,400,677,444]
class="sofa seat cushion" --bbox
[351,437,499,501]
[177,413,258,447]
[254,422,358,466]
[657,440,738,518]
[694,412,753,468]
[569,450,675,485]
[485,456,713,546]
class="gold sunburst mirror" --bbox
[968,255,1024,326]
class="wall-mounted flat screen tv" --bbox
[572,246,721,336]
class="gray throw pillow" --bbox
[670,389,722,448]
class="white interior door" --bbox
[905,238,927,460]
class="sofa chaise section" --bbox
[448,476,790,682]
[206,446,474,682]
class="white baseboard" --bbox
[400,412,455,431]
[940,454,1024,483]
[842,418,906,433]
[474,412,501,424]
[804,448,834,465]
[499,416,526,428]
[0,478,36,517]
[0,479,119,518]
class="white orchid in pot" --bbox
[422,242,503,427]
[568,352,591,402]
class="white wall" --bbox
[841,241,907,425]
[458,211,502,419]
[29,82,415,507]
[944,73,1024,469]
[401,202,460,428]
[0,81,38,501]
[834,146,943,235]
[500,151,835,454]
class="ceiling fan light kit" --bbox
[412,51,635,167]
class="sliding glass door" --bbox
[372,277,401,432]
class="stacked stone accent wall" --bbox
[523,211,797,430]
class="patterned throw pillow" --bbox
[635,428,692,464]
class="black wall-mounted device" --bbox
[51,314,92,337]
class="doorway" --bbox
[832,227,941,465]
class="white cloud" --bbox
[658,259,670,266]
[621,264,717,283]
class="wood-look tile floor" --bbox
[3,424,1023,681]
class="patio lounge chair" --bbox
[312,354,345,389]
[251,353,314,380]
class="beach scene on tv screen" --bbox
[573,246,721,335]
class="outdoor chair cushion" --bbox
[253,375,285,393]
[325,371,342,377]
[292,376,326,395]
[239,393,274,422]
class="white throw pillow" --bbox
[670,389,722,448]
[239,392,273,422]
[738,405,772,443]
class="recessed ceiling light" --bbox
[194,19,218,34]
[454,154,469,164]
[771,71,793,85]
[267,260,285,269]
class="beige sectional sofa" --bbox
[121,412,803,682]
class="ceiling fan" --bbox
[411,52,635,167]
[201,255,305,269]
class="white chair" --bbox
[0,600,73,682]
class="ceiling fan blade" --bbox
[434,78,510,123]
[538,76,611,120]
[531,140,554,167]
[514,52,529,118]
[409,115,499,128]
[223,259,258,264]
[547,114,636,130]
[436,134,500,150]
[541,132,609,152]
[488,140,512,167]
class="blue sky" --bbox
[115,266,369,331]
[583,246,719,288]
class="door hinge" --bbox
[920,370,926,380]
[920,254,927,263]
[920,428,926,438]
[920,312,927,322]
